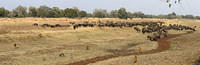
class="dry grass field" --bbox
[0,18,199,65]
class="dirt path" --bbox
[65,32,193,65]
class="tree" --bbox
[87,13,93,17]
[28,6,37,17]
[64,8,78,18]
[127,12,134,18]
[11,5,27,17]
[175,15,182,19]
[167,12,177,19]
[78,10,87,17]
[157,15,168,19]
[118,8,128,19]
[52,7,63,17]
[183,15,194,19]
[46,10,56,17]
[8,10,17,17]
[37,5,51,17]
[195,16,200,19]
[0,7,9,17]
[132,12,145,18]
[143,14,156,18]
[0,8,5,17]
[109,10,118,18]
[93,9,107,18]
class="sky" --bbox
[0,0,200,16]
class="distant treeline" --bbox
[0,5,200,19]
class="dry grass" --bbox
[0,26,10,34]
[0,18,199,65]
[90,19,200,65]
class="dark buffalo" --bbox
[33,23,38,26]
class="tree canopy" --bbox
[28,6,37,17]
[93,9,107,18]
[0,7,9,17]
[118,8,128,19]
[0,4,200,20]
[9,5,27,17]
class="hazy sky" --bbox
[0,0,199,16]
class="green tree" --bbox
[167,12,177,19]
[118,8,128,19]
[8,10,17,17]
[132,12,145,18]
[52,7,63,17]
[46,10,56,17]
[175,15,182,19]
[195,16,200,19]
[109,10,118,18]
[78,10,87,17]
[0,7,9,17]
[157,15,168,19]
[127,12,134,18]
[64,8,78,18]
[28,6,37,17]
[143,14,155,18]
[37,5,51,17]
[87,13,93,17]
[93,9,107,18]
[11,5,27,17]
[183,15,194,19]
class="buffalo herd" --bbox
[33,21,196,41]
[33,23,70,28]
